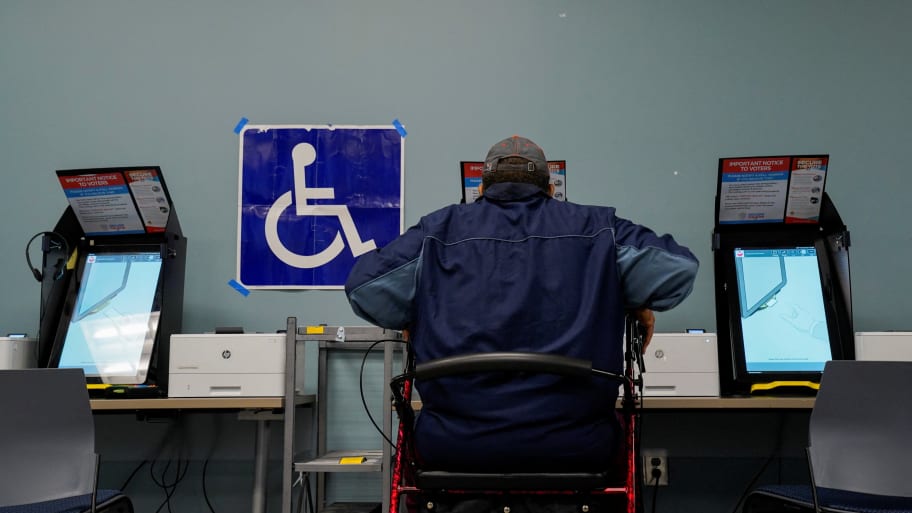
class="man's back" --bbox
[347,181,698,471]
[347,135,697,472]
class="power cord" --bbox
[293,472,315,513]
[25,231,70,282]
[649,466,661,513]
[729,412,787,513]
[119,459,150,492]
[119,416,183,493]
[202,460,218,513]
[201,412,224,513]
[149,418,191,513]
[359,338,408,450]
[151,457,189,513]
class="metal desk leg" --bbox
[252,418,270,513]
[242,408,287,513]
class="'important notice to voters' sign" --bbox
[717,155,828,225]
[237,125,404,289]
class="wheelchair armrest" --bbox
[414,352,594,381]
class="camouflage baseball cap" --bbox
[483,135,550,179]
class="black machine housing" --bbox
[38,167,186,393]
[713,193,853,397]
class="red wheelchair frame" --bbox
[389,319,645,513]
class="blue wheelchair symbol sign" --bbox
[238,125,403,288]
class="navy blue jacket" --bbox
[345,182,698,471]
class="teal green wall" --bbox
[4,1,911,336]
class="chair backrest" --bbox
[809,360,912,498]
[0,368,97,507]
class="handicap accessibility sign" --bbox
[237,125,404,289]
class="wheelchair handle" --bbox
[413,352,624,382]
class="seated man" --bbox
[345,135,698,472]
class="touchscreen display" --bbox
[57,250,163,383]
[734,247,832,373]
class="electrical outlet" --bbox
[642,449,668,486]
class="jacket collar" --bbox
[481,182,550,202]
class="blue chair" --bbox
[0,368,133,513]
[743,361,912,513]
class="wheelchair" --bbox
[389,319,646,513]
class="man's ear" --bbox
[478,183,484,196]
[549,183,555,197]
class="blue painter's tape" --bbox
[392,118,407,138]
[234,117,249,134]
[228,279,250,296]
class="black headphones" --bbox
[25,231,70,282]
